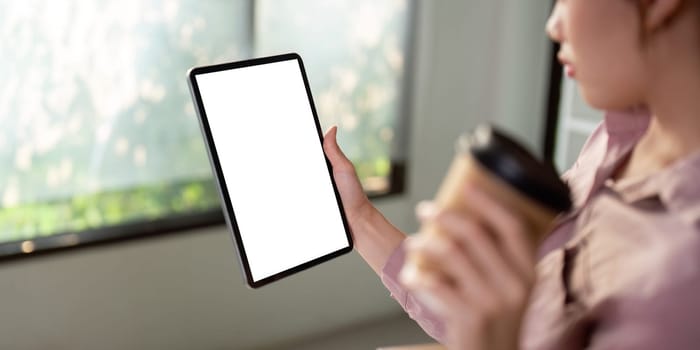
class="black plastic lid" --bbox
[459,124,572,213]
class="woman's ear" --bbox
[642,0,684,32]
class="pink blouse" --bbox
[381,110,700,349]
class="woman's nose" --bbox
[546,3,563,43]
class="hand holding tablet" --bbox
[188,53,353,288]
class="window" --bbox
[0,0,414,257]
[543,44,604,172]
[552,77,603,171]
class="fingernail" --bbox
[416,201,436,221]
[399,264,418,286]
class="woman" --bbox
[323,0,700,348]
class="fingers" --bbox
[403,233,489,304]
[322,125,370,222]
[438,210,524,295]
[323,126,355,173]
[414,193,537,294]
[462,185,536,281]
[405,188,537,348]
[415,201,436,221]
[414,204,526,304]
[408,268,470,319]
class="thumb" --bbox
[323,126,354,173]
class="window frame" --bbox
[543,39,563,164]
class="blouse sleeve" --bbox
[380,239,446,343]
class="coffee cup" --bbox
[412,124,572,270]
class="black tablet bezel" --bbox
[187,53,354,288]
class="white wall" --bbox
[0,1,553,349]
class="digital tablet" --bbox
[187,53,353,288]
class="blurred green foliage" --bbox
[0,158,389,243]
[0,178,219,242]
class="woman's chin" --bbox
[578,86,641,112]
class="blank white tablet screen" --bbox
[195,59,350,282]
